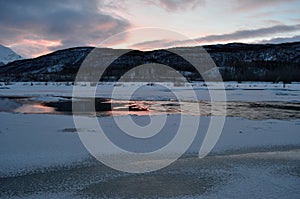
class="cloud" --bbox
[0,0,131,57]
[258,35,300,44]
[232,0,298,11]
[291,18,300,23]
[145,0,206,12]
[98,0,206,13]
[130,39,173,50]
[194,24,300,43]
[130,24,300,49]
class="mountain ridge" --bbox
[1,41,299,82]
[0,45,23,65]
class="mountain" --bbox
[0,45,23,65]
[0,42,299,82]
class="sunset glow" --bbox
[0,0,300,58]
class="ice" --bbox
[0,81,300,102]
[0,81,300,198]
[0,112,89,177]
[0,112,299,177]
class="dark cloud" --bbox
[194,24,300,43]
[130,39,171,50]
[130,24,300,49]
[0,0,131,57]
[145,0,206,12]
[258,35,300,44]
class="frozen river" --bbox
[0,82,299,198]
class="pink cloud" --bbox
[233,0,297,11]
[9,39,62,58]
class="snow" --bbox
[0,44,23,64]
[0,81,300,102]
[0,81,300,198]
[46,64,64,73]
[0,112,299,177]
[0,111,299,198]
[0,112,89,177]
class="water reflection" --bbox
[1,97,300,120]
[14,104,56,114]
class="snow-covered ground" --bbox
[0,113,299,177]
[0,82,299,198]
[0,81,300,102]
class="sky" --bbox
[0,0,300,58]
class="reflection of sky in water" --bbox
[14,104,56,114]
[1,97,300,120]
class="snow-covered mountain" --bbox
[0,44,23,65]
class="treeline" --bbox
[1,61,300,82]
[221,61,300,82]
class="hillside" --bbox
[0,42,299,82]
